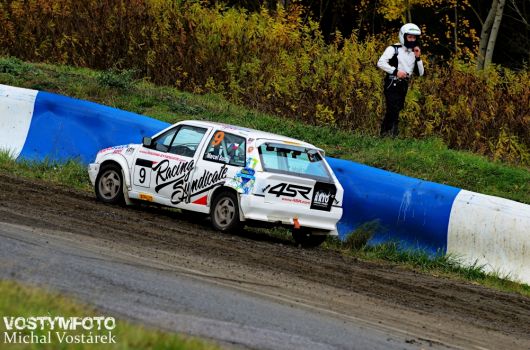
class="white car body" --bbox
[88,120,343,238]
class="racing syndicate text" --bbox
[153,159,228,204]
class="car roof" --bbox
[181,120,321,150]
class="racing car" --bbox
[88,120,343,247]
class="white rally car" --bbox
[88,120,343,247]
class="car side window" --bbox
[203,131,246,167]
[152,125,207,157]
[168,125,207,157]
[152,129,177,153]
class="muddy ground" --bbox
[0,172,528,349]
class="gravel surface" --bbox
[0,172,528,349]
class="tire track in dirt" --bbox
[0,172,529,348]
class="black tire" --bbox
[292,228,327,248]
[211,191,242,232]
[95,163,125,205]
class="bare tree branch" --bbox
[469,5,484,26]
[509,0,529,27]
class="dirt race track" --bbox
[0,171,529,349]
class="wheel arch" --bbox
[99,155,131,189]
[209,186,244,221]
[98,157,133,205]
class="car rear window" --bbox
[258,143,332,182]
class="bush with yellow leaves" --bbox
[0,0,527,164]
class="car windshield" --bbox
[258,143,332,182]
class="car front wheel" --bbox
[211,191,241,232]
[95,163,125,205]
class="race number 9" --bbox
[139,168,146,183]
[133,165,151,188]
[211,131,225,146]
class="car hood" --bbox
[95,144,139,161]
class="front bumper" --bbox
[88,163,100,186]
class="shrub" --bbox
[0,56,30,75]
[0,1,527,164]
[343,220,381,251]
[97,68,138,90]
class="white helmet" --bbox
[399,23,421,47]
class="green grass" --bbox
[355,242,530,297]
[337,239,530,297]
[256,227,530,297]
[0,152,89,191]
[0,280,220,350]
[1,56,528,204]
[252,225,530,297]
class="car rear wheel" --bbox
[211,191,241,232]
[95,163,125,205]
[292,228,327,248]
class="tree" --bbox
[477,0,506,69]
[405,0,412,22]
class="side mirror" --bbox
[142,137,153,148]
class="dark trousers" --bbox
[380,77,408,136]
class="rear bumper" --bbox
[240,194,342,235]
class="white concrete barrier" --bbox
[448,190,530,284]
[0,84,37,158]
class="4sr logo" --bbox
[265,183,312,199]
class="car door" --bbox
[187,129,247,209]
[132,124,208,207]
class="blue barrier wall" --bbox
[328,158,461,253]
[19,92,169,164]
[4,85,528,284]
[14,89,463,254]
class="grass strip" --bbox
[354,242,530,297]
[0,152,89,191]
[0,280,220,349]
[257,227,530,297]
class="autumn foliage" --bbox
[0,0,528,164]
